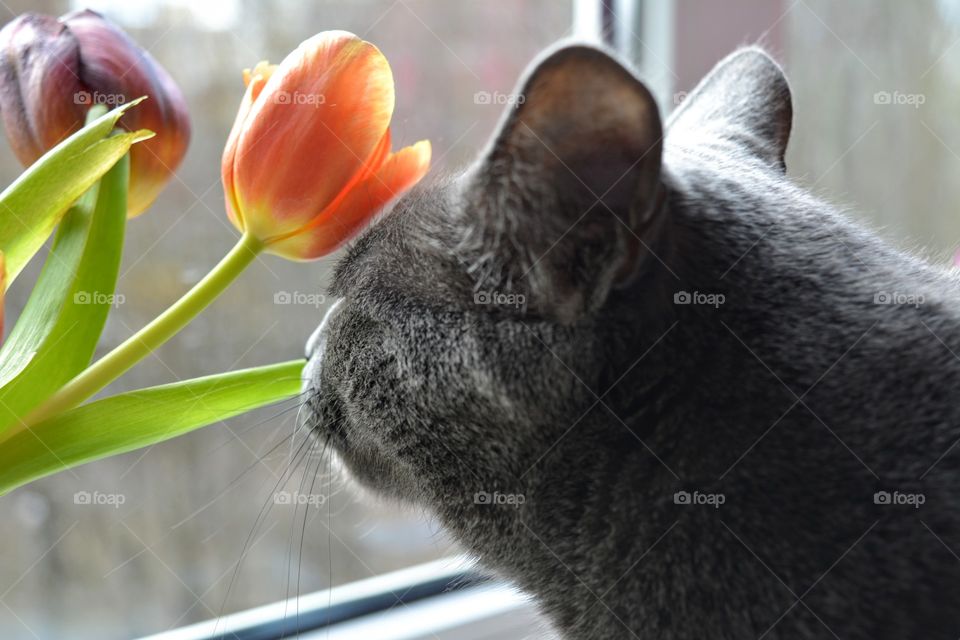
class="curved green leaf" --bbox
[0,359,305,495]
[0,154,128,431]
[0,97,151,285]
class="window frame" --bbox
[134,558,558,639]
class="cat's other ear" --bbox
[466,44,663,324]
[667,47,792,171]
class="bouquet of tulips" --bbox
[0,12,430,494]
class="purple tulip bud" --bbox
[0,10,190,216]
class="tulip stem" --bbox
[24,232,264,426]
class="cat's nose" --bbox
[305,297,344,359]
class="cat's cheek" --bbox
[318,446,407,507]
[328,435,422,505]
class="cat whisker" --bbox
[214,434,316,638]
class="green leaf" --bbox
[0,153,128,431]
[0,97,152,285]
[0,359,305,495]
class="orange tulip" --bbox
[26,33,430,422]
[221,31,430,260]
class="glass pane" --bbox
[785,0,960,257]
[667,0,960,257]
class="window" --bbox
[2,1,955,638]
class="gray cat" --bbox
[303,43,960,639]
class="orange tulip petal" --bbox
[242,61,277,91]
[232,31,395,240]
[266,128,392,245]
[266,139,431,260]
[222,63,275,232]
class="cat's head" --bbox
[302,44,792,509]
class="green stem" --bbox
[24,232,264,426]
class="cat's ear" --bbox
[667,47,792,171]
[466,45,663,324]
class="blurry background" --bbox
[2,0,960,638]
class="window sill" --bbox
[137,556,554,640]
